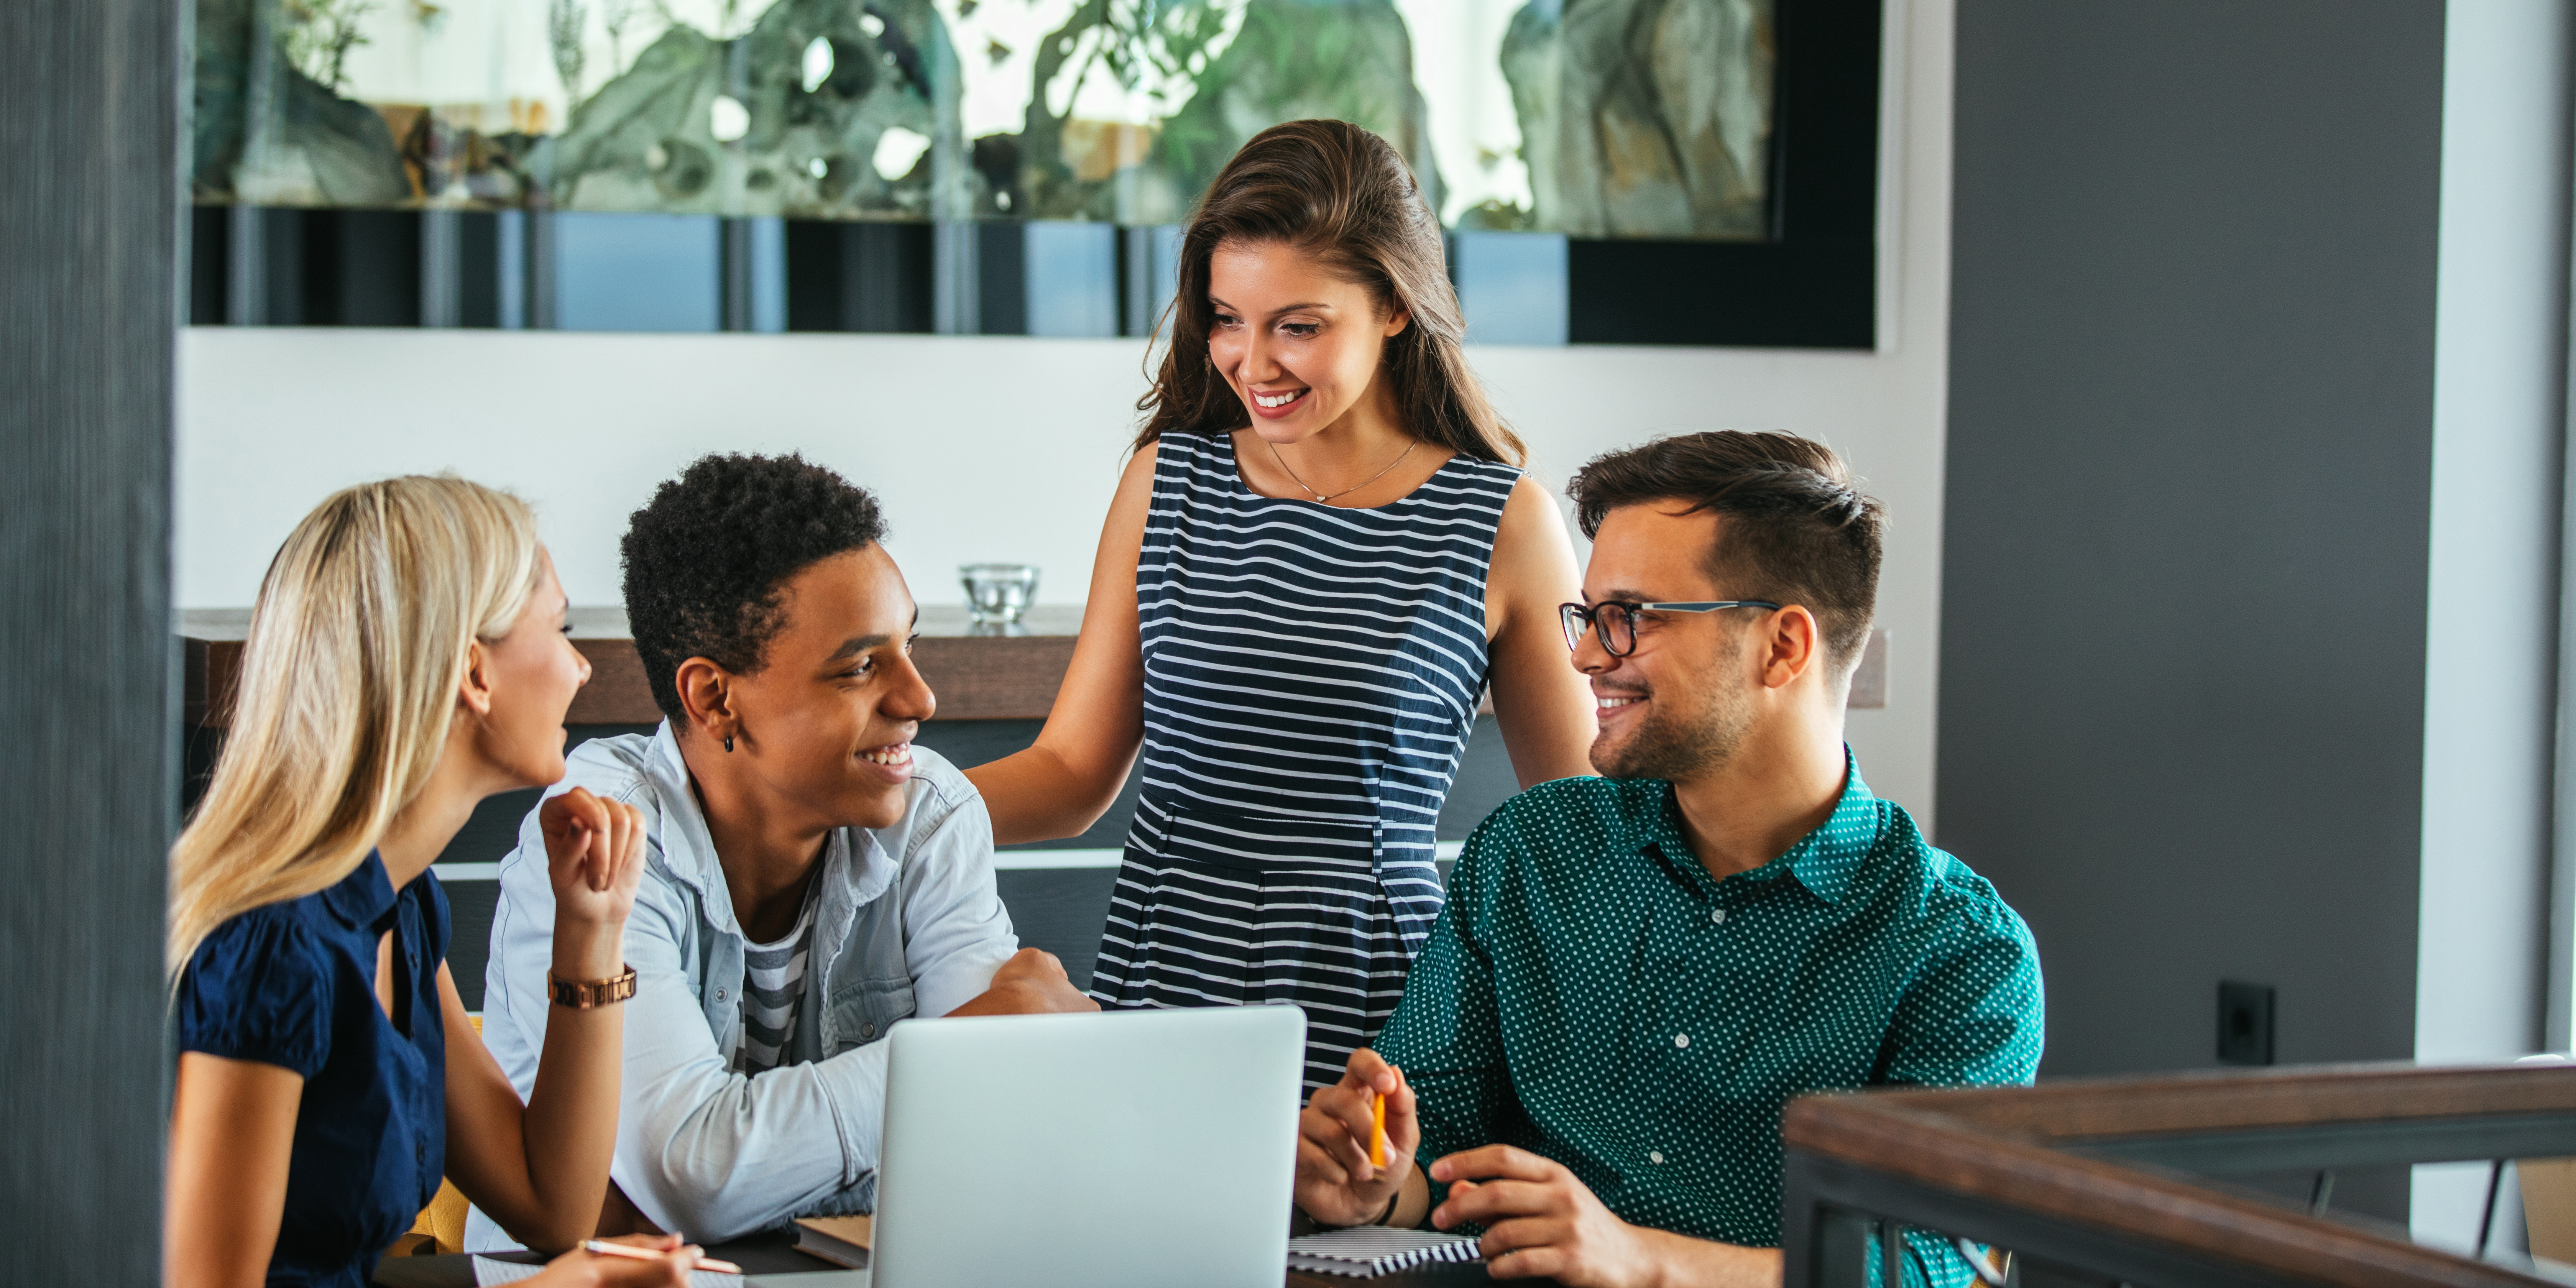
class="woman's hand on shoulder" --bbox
[527,1234,704,1288]
[539,786,649,931]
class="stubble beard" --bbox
[1590,673,1760,782]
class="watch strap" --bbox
[548,966,637,1009]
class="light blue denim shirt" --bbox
[467,723,1018,1245]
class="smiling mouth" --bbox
[1597,693,1644,712]
[861,742,913,767]
[1252,387,1308,410]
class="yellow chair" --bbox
[407,1178,474,1257]
[2528,1156,2576,1268]
[393,1016,482,1257]
[2516,1056,2575,1268]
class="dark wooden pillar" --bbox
[0,0,180,1279]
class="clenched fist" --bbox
[538,787,648,979]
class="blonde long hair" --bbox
[169,476,543,978]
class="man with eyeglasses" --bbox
[1291,432,2042,1288]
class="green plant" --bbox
[549,0,588,100]
[600,0,642,71]
[278,0,378,92]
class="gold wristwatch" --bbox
[547,966,638,1010]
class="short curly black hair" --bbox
[621,453,889,725]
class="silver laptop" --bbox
[866,1004,1307,1288]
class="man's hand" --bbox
[1431,1146,1781,1288]
[1294,1048,1420,1227]
[947,948,1100,1016]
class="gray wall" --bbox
[1939,1,2445,1083]
[0,0,179,1278]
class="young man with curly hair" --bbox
[468,454,1094,1248]
[1293,432,2043,1288]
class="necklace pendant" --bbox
[1268,437,1418,507]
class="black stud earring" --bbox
[723,734,734,753]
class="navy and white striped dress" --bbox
[1091,431,1522,1088]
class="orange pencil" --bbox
[1370,1089,1388,1167]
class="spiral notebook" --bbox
[1287,1227,1483,1277]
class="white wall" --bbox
[2413,0,2568,1251]
[177,2,1957,818]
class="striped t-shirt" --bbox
[733,885,819,1074]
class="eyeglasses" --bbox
[1559,599,1782,657]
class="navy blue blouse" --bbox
[176,851,449,1288]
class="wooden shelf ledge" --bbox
[177,604,1839,728]
[182,605,1083,727]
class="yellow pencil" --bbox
[1370,1089,1388,1167]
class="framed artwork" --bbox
[187,0,1879,347]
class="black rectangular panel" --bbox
[458,211,501,328]
[305,209,422,326]
[1570,239,1873,348]
[260,206,308,325]
[993,869,1118,994]
[976,222,1027,336]
[785,219,935,333]
[447,881,501,1012]
[189,204,228,324]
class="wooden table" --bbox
[369,1230,1520,1287]
[371,1231,852,1286]
[183,605,1085,728]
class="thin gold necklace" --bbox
[1268,438,1418,505]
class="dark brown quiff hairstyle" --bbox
[1569,431,1885,676]
[1132,119,1524,465]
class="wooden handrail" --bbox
[1836,1063,2576,1143]
[1782,1063,2574,1288]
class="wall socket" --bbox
[2218,980,2276,1065]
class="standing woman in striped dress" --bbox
[965,119,1597,1087]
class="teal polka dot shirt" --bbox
[1373,751,2043,1285]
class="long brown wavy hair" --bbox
[1132,119,1525,465]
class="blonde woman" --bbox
[163,477,700,1288]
